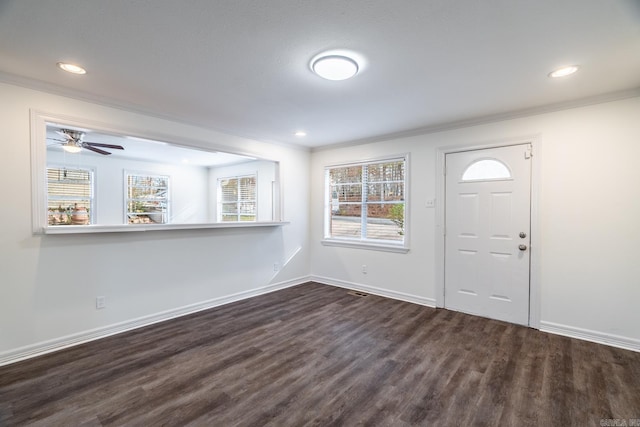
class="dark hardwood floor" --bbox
[1,282,639,426]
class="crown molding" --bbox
[311,87,640,152]
[0,71,309,152]
[2,71,637,153]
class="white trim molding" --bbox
[322,153,410,254]
[311,87,640,152]
[30,109,287,234]
[320,239,410,253]
[0,276,311,367]
[3,278,637,367]
[540,321,640,353]
[311,275,436,307]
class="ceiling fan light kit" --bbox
[51,129,125,155]
[62,143,82,153]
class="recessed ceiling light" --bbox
[57,62,87,75]
[548,65,579,78]
[311,55,359,81]
[294,131,307,137]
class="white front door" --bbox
[444,144,532,325]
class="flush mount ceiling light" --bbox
[294,131,307,137]
[311,54,359,81]
[548,65,579,78]
[57,62,87,75]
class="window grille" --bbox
[218,175,257,222]
[125,172,170,224]
[47,167,94,225]
[325,157,406,244]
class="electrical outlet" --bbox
[96,296,106,309]
[426,198,436,208]
[273,262,279,272]
[362,264,367,274]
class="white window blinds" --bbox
[47,167,94,225]
[218,175,257,222]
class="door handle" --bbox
[518,244,527,251]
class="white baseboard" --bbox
[310,275,436,307]
[6,279,634,367]
[540,320,640,353]
[0,276,311,367]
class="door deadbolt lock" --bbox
[519,232,527,239]
[518,244,527,251]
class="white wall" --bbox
[2,78,638,362]
[310,96,640,348]
[0,82,310,362]
[48,150,210,224]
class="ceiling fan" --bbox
[48,129,124,155]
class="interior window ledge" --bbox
[321,238,409,253]
[40,221,289,235]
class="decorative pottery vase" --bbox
[71,204,89,225]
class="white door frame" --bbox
[435,135,541,328]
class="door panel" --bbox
[445,144,531,325]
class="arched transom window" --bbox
[461,159,512,182]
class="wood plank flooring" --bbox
[1,282,639,426]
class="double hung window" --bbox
[125,172,170,224]
[218,175,257,222]
[47,166,94,225]
[324,156,407,250]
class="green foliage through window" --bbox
[126,172,169,224]
[326,158,406,243]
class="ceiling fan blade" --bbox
[47,137,67,143]
[84,142,124,150]
[83,145,111,155]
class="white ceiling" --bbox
[45,125,256,167]
[1,0,639,148]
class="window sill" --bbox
[321,238,409,253]
[39,221,289,235]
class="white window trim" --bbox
[30,110,287,234]
[124,170,171,225]
[217,173,258,222]
[46,164,97,225]
[322,153,410,253]
[321,239,410,253]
